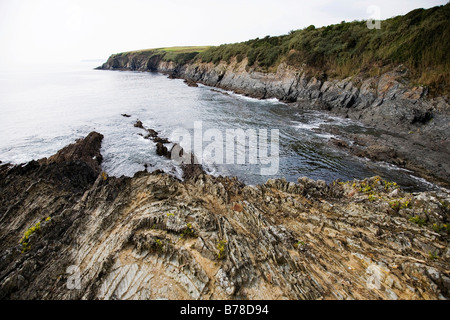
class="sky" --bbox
[0,0,447,65]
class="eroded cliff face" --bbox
[0,132,449,300]
[100,54,448,124]
[99,55,450,187]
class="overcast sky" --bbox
[0,0,447,65]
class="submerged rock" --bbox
[131,119,205,180]
[156,142,170,158]
[0,133,448,300]
[134,120,144,129]
[184,79,199,87]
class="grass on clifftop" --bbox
[116,46,210,65]
[197,4,449,95]
[114,4,449,95]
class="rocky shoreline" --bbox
[0,131,449,300]
[98,55,450,188]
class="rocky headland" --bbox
[0,130,449,300]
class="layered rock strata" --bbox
[0,132,449,300]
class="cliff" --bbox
[98,48,449,188]
[0,131,449,300]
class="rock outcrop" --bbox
[0,132,449,300]
[44,131,104,173]
[133,119,205,180]
[98,55,450,188]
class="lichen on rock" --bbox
[0,132,448,300]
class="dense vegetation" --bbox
[197,4,449,95]
[116,4,449,95]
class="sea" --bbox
[0,61,438,191]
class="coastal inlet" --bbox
[0,62,442,192]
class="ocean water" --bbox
[0,62,437,191]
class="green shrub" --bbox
[294,240,306,248]
[384,181,399,191]
[389,200,401,211]
[155,238,164,253]
[432,223,449,233]
[429,251,439,260]
[20,221,41,253]
[217,240,227,260]
[180,223,197,238]
[389,198,412,211]
[409,215,426,226]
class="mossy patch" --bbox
[217,240,227,260]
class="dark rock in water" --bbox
[144,129,158,140]
[133,121,159,141]
[131,119,206,180]
[121,114,131,118]
[134,120,144,129]
[211,89,229,96]
[372,147,405,166]
[153,137,169,144]
[365,145,398,163]
[184,79,198,87]
[156,142,170,158]
[167,72,177,79]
